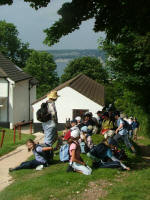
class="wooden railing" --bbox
[0,129,5,148]
[13,120,33,144]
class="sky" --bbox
[0,0,104,50]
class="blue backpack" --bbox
[35,144,53,165]
[80,142,90,154]
[80,142,86,154]
[59,144,70,162]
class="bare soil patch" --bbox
[72,179,109,200]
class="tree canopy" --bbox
[1,1,150,46]
[101,30,150,109]
[0,20,31,68]
[60,56,108,84]
[1,0,150,135]
[24,50,59,98]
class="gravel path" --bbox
[0,132,44,192]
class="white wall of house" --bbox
[56,87,103,123]
[0,77,15,127]
[9,78,15,129]
[0,77,36,128]
[32,86,103,123]
[13,80,36,124]
[0,78,8,97]
[0,78,8,121]
[30,85,36,119]
[0,97,7,122]
[13,80,29,124]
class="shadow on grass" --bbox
[49,159,63,165]
[127,141,150,170]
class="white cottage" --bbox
[32,74,105,132]
[0,53,37,129]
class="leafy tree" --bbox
[2,0,150,135]
[1,1,150,45]
[99,30,150,137]
[24,50,59,98]
[60,56,108,84]
[105,80,122,106]
[0,0,51,8]
[0,20,31,68]
[101,31,150,110]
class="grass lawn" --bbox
[0,127,35,157]
[0,134,150,200]
[102,168,150,200]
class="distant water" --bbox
[48,49,106,77]
[56,61,68,77]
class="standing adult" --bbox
[128,117,134,138]
[132,117,139,141]
[96,110,103,130]
[42,90,59,147]
[113,111,136,153]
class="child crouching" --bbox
[68,129,92,175]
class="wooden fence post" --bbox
[0,130,5,148]
[18,125,21,140]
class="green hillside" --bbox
[46,49,106,61]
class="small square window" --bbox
[72,109,89,119]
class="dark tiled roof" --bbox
[0,52,32,82]
[0,67,7,78]
[33,74,105,106]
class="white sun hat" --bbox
[75,116,81,121]
[71,129,80,138]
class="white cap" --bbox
[75,116,81,121]
[71,129,80,138]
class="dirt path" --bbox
[0,132,44,192]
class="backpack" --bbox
[59,144,70,162]
[36,102,51,122]
[121,119,131,131]
[113,149,127,160]
[35,144,53,165]
[80,142,90,154]
[90,143,109,159]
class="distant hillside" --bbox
[45,49,106,77]
[47,49,105,60]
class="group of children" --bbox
[9,109,139,175]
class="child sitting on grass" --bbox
[9,139,53,172]
[68,129,92,175]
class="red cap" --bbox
[64,130,71,140]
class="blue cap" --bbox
[81,126,88,133]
